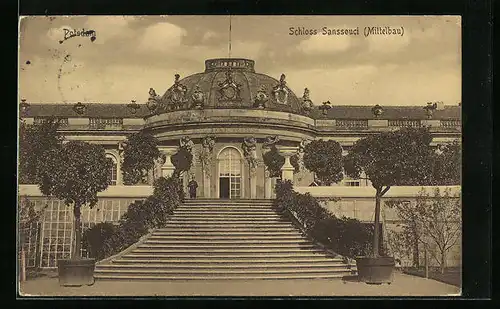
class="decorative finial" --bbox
[149,88,158,99]
[301,88,313,115]
[192,85,205,109]
[303,88,310,101]
[20,98,30,115]
[228,15,232,58]
[255,85,269,109]
[127,100,140,114]
[319,101,332,116]
[424,102,438,119]
[279,74,286,85]
[372,104,383,118]
[272,74,289,105]
[174,74,180,83]
[73,102,86,114]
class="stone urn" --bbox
[355,256,395,285]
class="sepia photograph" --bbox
[18,15,462,297]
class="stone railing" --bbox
[388,119,421,128]
[89,118,124,130]
[440,119,461,128]
[336,119,369,128]
[33,117,69,127]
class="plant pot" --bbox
[57,258,96,287]
[355,256,395,284]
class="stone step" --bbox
[94,272,349,280]
[175,207,278,211]
[172,214,281,218]
[172,211,283,220]
[168,215,289,224]
[121,252,335,259]
[151,231,304,237]
[105,263,350,270]
[183,199,273,204]
[155,225,298,230]
[129,248,330,255]
[111,258,346,264]
[174,208,277,213]
[95,267,351,275]
[164,222,293,227]
[96,265,351,274]
[143,239,311,245]
[147,235,306,241]
[178,204,275,208]
[137,243,317,250]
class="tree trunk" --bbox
[412,227,420,268]
[440,251,446,274]
[72,203,82,260]
[373,189,381,257]
[20,247,26,282]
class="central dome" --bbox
[154,58,304,114]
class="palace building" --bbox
[18,58,461,270]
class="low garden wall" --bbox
[293,185,462,268]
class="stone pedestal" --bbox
[264,169,273,198]
[250,169,257,199]
[159,146,178,178]
[203,170,211,198]
[278,146,298,182]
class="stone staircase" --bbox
[94,199,355,280]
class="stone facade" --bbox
[18,58,461,268]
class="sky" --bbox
[18,15,461,106]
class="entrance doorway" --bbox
[218,147,242,199]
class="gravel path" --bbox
[19,271,461,297]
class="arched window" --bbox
[218,147,243,199]
[106,154,118,186]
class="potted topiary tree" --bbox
[302,139,344,185]
[343,127,435,284]
[121,131,161,185]
[36,141,113,286]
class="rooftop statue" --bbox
[272,73,289,105]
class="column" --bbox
[250,169,257,199]
[202,162,211,198]
[158,146,178,178]
[278,146,298,182]
[264,168,272,198]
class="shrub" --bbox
[82,222,117,261]
[171,146,193,177]
[274,180,373,259]
[311,217,374,258]
[262,146,285,177]
[121,131,161,185]
[83,176,183,260]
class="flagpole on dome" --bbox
[228,14,232,59]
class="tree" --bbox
[385,199,423,268]
[262,146,285,177]
[431,140,461,185]
[37,141,113,259]
[18,117,63,184]
[171,146,193,178]
[303,140,344,185]
[344,127,434,257]
[121,131,161,185]
[414,187,461,274]
[19,195,46,279]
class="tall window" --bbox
[218,147,242,199]
[89,118,123,129]
[106,155,118,186]
[40,200,73,268]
